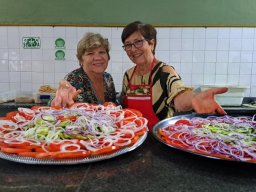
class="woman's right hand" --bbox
[51,80,81,108]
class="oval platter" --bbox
[152,114,256,163]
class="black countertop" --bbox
[0,99,255,117]
[1,134,256,192]
[0,101,256,192]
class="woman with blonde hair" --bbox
[51,32,116,107]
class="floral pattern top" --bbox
[64,67,116,104]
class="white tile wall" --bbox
[0,26,255,97]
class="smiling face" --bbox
[76,33,110,75]
[81,46,109,74]
[124,31,155,66]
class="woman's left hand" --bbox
[192,87,228,114]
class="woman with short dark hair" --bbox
[120,21,227,130]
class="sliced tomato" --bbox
[5,111,19,122]
[165,138,189,149]
[246,159,256,163]
[57,115,77,122]
[116,117,137,128]
[0,141,9,148]
[191,149,231,160]
[31,106,60,113]
[24,145,44,152]
[110,110,123,120]
[70,102,90,109]
[1,147,31,154]
[175,119,193,126]
[169,132,182,139]
[123,108,143,118]
[119,132,134,139]
[46,143,61,152]
[50,106,62,110]
[158,129,165,137]
[35,152,57,159]
[53,151,91,159]
[17,108,35,120]
[46,140,80,152]
[128,135,139,147]
[18,114,31,120]
[207,153,231,160]
[18,151,38,158]
[134,117,147,127]
[5,110,32,122]
[135,127,147,137]
[115,138,131,145]
[103,102,116,107]
[117,114,146,128]
[3,141,30,148]
[91,146,120,156]
[31,105,45,111]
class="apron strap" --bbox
[128,57,157,88]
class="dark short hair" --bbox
[121,21,157,54]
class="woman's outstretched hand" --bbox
[51,80,81,108]
[192,87,228,115]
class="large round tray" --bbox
[0,132,147,165]
[152,114,255,163]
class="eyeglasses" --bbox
[122,39,146,51]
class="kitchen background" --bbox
[1,0,256,98]
[0,26,255,97]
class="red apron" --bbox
[124,59,159,131]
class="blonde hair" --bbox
[76,32,110,64]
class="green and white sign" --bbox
[22,37,41,49]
